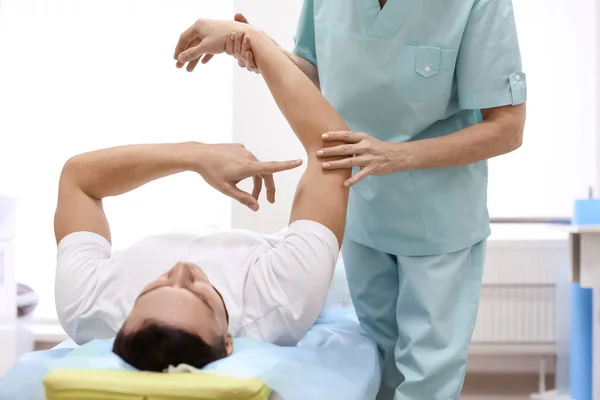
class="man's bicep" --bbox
[289,160,349,246]
[54,168,111,245]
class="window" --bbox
[487,0,597,218]
[0,0,233,319]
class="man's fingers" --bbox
[250,159,303,174]
[224,184,259,211]
[234,13,249,24]
[261,174,276,203]
[321,131,363,143]
[252,175,263,201]
[186,58,201,72]
[345,167,372,187]
[316,144,359,158]
[176,61,185,69]
[178,42,208,64]
[322,156,367,170]
[201,54,214,64]
[174,25,196,60]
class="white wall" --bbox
[0,0,234,319]
[231,0,305,232]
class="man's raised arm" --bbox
[241,27,351,245]
[177,21,351,244]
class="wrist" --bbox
[177,141,210,172]
[244,25,270,47]
[391,142,416,172]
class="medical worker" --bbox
[178,0,526,398]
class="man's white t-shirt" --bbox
[55,220,339,346]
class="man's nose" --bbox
[170,262,195,285]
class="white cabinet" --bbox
[0,197,17,377]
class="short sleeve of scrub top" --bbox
[292,0,317,66]
[457,0,527,110]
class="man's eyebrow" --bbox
[196,292,213,311]
[137,283,167,299]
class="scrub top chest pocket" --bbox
[395,44,458,104]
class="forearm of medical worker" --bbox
[317,103,526,186]
[404,105,526,169]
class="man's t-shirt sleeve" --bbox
[241,220,339,345]
[56,232,119,344]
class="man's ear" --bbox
[224,333,234,356]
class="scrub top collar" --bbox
[360,0,417,38]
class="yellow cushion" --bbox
[43,369,271,400]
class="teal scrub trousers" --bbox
[343,239,487,400]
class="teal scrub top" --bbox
[293,0,527,256]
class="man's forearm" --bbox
[400,104,526,171]
[63,142,202,199]
[280,47,320,88]
[255,28,320,87]
[245,27,345,153]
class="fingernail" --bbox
[250,204,258,211]
[344,182,351,187]
[316,150,324,156]
[322,162,330,168]
[244,36,249,44]
[230,33,235,40]
[246,51,251,58]
[322,133,329,139]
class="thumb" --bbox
[234,13,249,24]
[178,42,208,64]
[224,184,259,211]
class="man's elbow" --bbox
[59,155,100,200]
[60,155,83,179]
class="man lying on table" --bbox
[54,18,351,372]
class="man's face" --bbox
[124,261,232,354]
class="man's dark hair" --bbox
[112,320,228,372]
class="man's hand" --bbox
[195,143,302,211]
[174,19,246,72]
[176,14,259,73]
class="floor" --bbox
[462,397,530,400]
[461,372,554,400]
